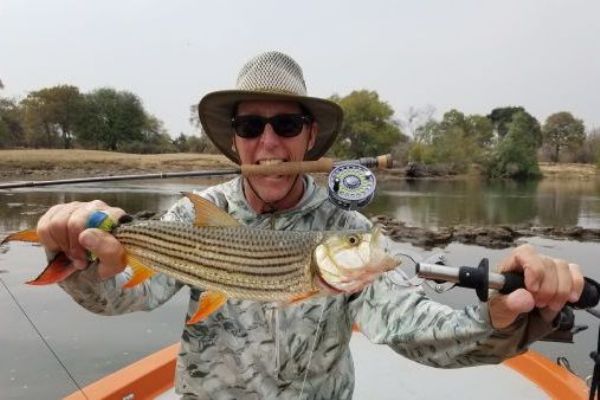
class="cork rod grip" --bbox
[240,158,335,176]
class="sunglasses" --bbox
[231,114,312,139]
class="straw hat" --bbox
[198,51,343,164]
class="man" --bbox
[38,51,583,399]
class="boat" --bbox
[63,333,589,400]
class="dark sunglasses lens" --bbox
[234,117,265,138]
[271,115,304,137]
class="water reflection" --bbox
[367,177,600,229]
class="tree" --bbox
[488,106,542,146]
[0,98,25,148]
[329,90,406,159]
[19,85,84,149]
[486,111,541,179]
[466,115,494,147]
[542,112,585,162]
[188,104,220,154]
[76,88,147,151]
[398,105,435,138]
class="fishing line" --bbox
[298,302,326,400]
[0,276,90,400]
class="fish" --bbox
[1,193,399,324]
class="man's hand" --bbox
[36,200,128,280]
[488,244,585,329]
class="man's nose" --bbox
[259,123,282,148]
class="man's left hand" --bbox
[488,244,585,329]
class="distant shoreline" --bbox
[0,149,597,182]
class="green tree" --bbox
[20,85,84,149]
[488,107,524,138]
[488,107,542,146]
[410,110,492,172]
[0,98,25,148]
[486,111,541,179]
[466,115,494,147]
[542,112,585,162]
[76,88,147,151]
[329,90,406,158]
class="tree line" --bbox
[329,90,595,179]
[0,83,597,179]
[0,85,215,154]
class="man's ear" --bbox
[307,122,318,151]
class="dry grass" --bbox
[539,162,598,179]
[0,149,235,171]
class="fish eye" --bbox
[347,234,360,246]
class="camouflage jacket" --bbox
[60,176,554,400]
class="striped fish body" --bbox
[2,193,398,323]
[114,221,325,302]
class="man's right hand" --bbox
[36,200,128,279]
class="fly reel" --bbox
[328,163,376,210]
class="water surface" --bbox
[1,176,599,398]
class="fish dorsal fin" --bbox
[123,254,156,288]
[187,291,227,325]
[183,192,240,227]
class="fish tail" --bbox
[26,253,77,285]
[1,229,40,245]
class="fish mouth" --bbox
[315,273,344,294]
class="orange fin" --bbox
[1,229,40,245]
[123,255,156,288]
[182,192,240,227]
[289,290,320,305]
[186,291,227,325]
[26,253,77,285]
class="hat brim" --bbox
[198,90,343,164]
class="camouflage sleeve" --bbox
[348,266,556,368]
[57,196,200,316]
[330,208,556,368]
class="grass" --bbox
[0,149,235,172]
[539,162,598,179]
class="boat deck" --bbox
[156,335,552,399]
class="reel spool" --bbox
[328,163,376,210]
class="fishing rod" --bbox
[0,154,393,189]
[0,154,394,210]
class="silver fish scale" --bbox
[113,221,324,301]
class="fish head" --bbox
[314,227,400,293]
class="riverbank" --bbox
[0,149,236,180]
[0,149,597,181]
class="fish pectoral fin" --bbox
[182,192,240,227]
[288,290,320,305]
[123,255,156,288]
[2,229,40,245]
[27,253,76,285]
[186,291,227,325]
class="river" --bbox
[1,176,599,398]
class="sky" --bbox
[1,0,599,137]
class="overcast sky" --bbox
[1,0,599,137]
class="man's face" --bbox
[233,100,317,204]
